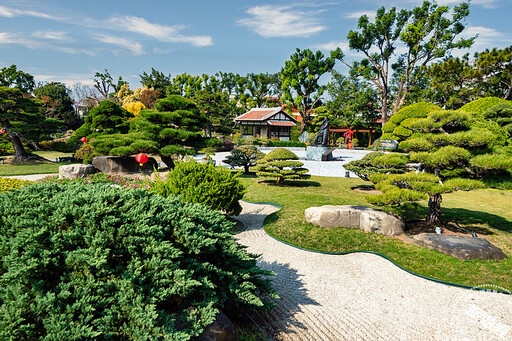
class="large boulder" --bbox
[91,156,158,174]
[413,234,507,260]
[197,311,237,341]
[59,164,98,179]
[305,205,404,236]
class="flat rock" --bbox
[413,233,507,260]
[91,156,158,173]
[305,205,404,236]
[196,311,237,341]
[59,164,98,179]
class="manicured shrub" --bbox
[223,145,265,173]
[251,148,310,185]
[148,161,246,215]
[382,102,441,140]
[0,177,33,192]
[0,183,275,340]
[266,140,307,148]
[73,143,97,164]
[460,97,510,116]
[345,152,407,181]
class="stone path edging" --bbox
[234,200,512,340]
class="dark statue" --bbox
[312,117,330,146]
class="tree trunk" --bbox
[10,134,32,162]
[300,119,306,134]
[160,155,175,169]
[426,193,443,227]
[381,88,388,126]
[244,164,250,174]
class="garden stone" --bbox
[413,233,507,260]
[197,311,237,341]
[58,164,98,179]
[91,155,158,174]
[305,205,404,236]
[359,209,405,236]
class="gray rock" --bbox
[91,156,158,173]
[413,233,507,260]
[306,146,333,161]
[196,311,237,341]
[305,205,404,236]
[58,164,98,179]
[360,209,405,236]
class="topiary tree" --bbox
[381,102,441,141]
[0,183,276,339]
[223,145,265,173]
[73,100,134,139]
[252,148,310,185]
[483,102,512,136]
[459,96,510,116]
[347,108,512,226]
[148,161,246,215]
[91,95,207,168]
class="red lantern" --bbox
[80,137,88,143]
[135,153,148,166]
[0,129,5,134]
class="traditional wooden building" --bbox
[234,107,297,141]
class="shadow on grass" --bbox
[250,260,319,338]
[441,207,512,235]
[257,180,321,188]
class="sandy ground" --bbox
[234,201,512,341]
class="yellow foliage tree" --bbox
[123,101,146,118]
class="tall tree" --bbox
[326,71,380,126]
[34,82,81,129]
[0,66,62,161]
[339,1,473,125]
[474,46,512,100]
[192,89,237,137]
[93,69,127,101]
[281,48,341,133]
[140,68,172,93]
[246,73,281,108]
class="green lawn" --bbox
[240,175,512,291]
[0,151,74,176]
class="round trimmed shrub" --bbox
[0,183,275,340]
[460,97,510,116]
[382,102,441,141]
[251,148,310,185]
[148,161,246,215]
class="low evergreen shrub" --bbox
[460,97,510,116]
[148,161,246,215]
[0,183,275,340]
[251,148,310,185]
[266,140,306,148]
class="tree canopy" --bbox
[339,1,474,125]
[90,95,207,168]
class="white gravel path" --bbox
[234,201,512,341]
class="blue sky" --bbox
[1,0,511,89]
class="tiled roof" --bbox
[235,107,282,121]
[267,121,296,127]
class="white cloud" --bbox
[32,30,69,41]
[0,5,58,20]
[237,5,326,38]
[0,32,42,49]
[313,41,350,51]
[107,15,213,47]
[345,10,376,21]
[94,34,144,55]
[34,73,95,87]
[463,26,509,51]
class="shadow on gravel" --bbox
[251,260,319,338]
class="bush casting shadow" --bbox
[442,207,512,234]
[257,180,321,187]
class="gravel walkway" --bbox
[234,200,512,340]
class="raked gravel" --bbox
[234,200,512,341]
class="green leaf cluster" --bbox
[148,161,246,215]
[382,102,441,140]
[223,145,265,173]
[459,97,510,116]
[251,148,310,185]
[345,152,407,181]
[0,183,275,339]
